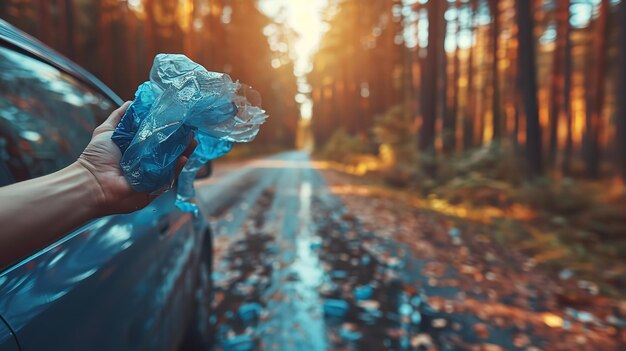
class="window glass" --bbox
[0,46,115,186]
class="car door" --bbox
[0,46,202,350]
[0,316,18,351]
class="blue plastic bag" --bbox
[111,54,267,214]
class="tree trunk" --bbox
[463,0,477,150]
[508,16,520,147]
[516,0,542,175]
[548,0,570,169]
[617,0,626,181]
[444,0,462,154]
[584,0,609,178]
[98,0,114,86]
[562,8,574,175]
[144,0,156,62]
[122,2,138,98]
[37,0,51,45]
[488,0,502,141]
[419,0,442,152]
[438,0,449,152]
[56,0,67,55]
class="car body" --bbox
[0,19,212,351]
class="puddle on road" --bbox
[255,181,328,350]
[209,180,539,351]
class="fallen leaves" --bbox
[320,168,626,350]
[542,313,564,328]
[473,323,489,339]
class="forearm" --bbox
[0,163,104,268]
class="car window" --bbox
[0,46,115,186]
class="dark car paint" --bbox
[0,20,210,351]
[0,316,18,351]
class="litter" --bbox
[323,299,349,318]
[238,302,263,323]
[111,54,267,213]
[353,285,374,301]
[339,323,362,342]
[221,334,255,351]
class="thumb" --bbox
[96,101,132,134]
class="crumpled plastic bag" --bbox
[111,54,268,214]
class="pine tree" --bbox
[488,0,502,141]
[548,0,570,168]
[419,0,443,152]
[516,0,542,175]
[584,0,609,178]
[464,0,478,150]
[617,0,626,181]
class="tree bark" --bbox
[488,0,502,141]
[122,2,138,98]
[617,0,626,181]
[444,0,462,154]
[98,0,114,86]
[419,0,442,152]
[438,1,449,152]
[584,0,609,178]
[516,0,542,175]
[144,0,156,62]
[37,0,51,46]
[507,15,520,147]
[463,0,478,150]
[562,8,574,175]
[548,0,570,169]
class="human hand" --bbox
[76,101,196,215]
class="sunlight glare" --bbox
[259,0,328,76]
[259,0,328,121]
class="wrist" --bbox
[68,161,109,218]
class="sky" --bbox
[258,0,329,120]
[258,0,329,76]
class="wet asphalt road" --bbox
[193,151,547,351]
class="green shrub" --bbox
[319,128,370,164]
[372,105,417,165]
[518,178,594,216]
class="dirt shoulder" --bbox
[319,168,626,350]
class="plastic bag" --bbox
[111,54,267,214]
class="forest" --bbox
[2,0,624,182]
[312,0,625,181]
[308,0,626,299]
[0,0,301,150]
[2,0,626,349]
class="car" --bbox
[0,19,213,351]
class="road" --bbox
[197,151,335,350]
[194,151,622,351]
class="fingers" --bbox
[142,156,188,209]
[107,101,132,127]
[98,101,132,133]
[175,156,189,177]
[183,137,198,158]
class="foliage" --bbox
[371,105,428,188]
[518,178,594,216]
[452,142,525,183]
[372,105,417,165]
[319,128,370,164]
[309,0,625,182]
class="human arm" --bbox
[0,102,194,268]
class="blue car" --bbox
[0,20,213,350]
